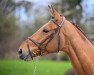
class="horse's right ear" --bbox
[48,5,62,23]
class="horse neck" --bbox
[61,20,94,75]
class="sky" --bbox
[15,0,55,24]
[15,0,55,6]
[15,0,94,24]
[30,0,94,18]
[82,0,94,18]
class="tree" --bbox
[0,0,33,59]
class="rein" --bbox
[26,17,65,59]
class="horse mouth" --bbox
[18,53,30,61]
[18,51,41,61]
[18,47,46,61]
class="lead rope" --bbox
[33,57,39,75]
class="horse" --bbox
[18,5,94,75]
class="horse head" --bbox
[18,5,66,61]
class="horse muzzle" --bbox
[18,49,32,61]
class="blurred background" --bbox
[0,0,94,75]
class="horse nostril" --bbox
[18,49,22,54]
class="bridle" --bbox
[26,17,65,60]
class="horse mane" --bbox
[71,22,94,45]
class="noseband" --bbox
[27,17,65,59]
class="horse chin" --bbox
[23,54,31,61]
[24,52,40,61]
[24,57,31,61]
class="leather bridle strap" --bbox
[51,17,65,52]
[28,32,55,55]
[27,17,65,57]
[27,43,33,60]
[51,17,65,28]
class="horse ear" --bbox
[48,5,62,23]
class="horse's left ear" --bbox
[48,5,62,23]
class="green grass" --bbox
[0,60,71,75]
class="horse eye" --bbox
[51,16,54,19]
[43,28,49,33]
